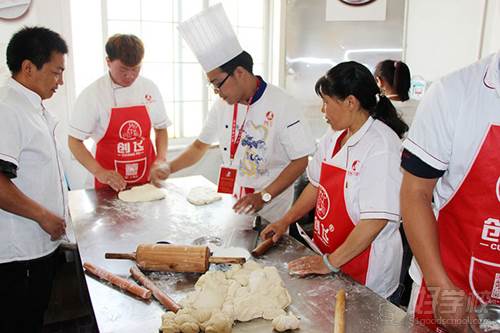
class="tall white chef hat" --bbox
[177,3,243,72]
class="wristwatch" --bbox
[260,191,272,203]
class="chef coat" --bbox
[198,79,316,222]
[403,50,500,286]
[0,78,67,263]
[308,117,403,297]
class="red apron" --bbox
[415,125,500,332]
[94,105,155,189]
[313,132,371,285]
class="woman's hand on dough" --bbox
[95,168,126,192]
[150,160,171,187]
[287,255,330,277]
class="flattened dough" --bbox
[118,183,166,202]
[187,186,222,206]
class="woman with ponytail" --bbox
[262,61,407,301]
[375,59,419,126]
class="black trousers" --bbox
[0,249,58,333]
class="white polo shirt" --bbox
[392,99,419,126]
[69,73,171,142]
[307,117,403,297]
[403,51,500,284]
[198,81,316,222]
[0,78,67,263]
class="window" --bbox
[99,0,270,139]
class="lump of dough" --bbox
[179,322,199,333]
[118,183,165,202]
[161,312,180,333]
[272,313,300,332]
[204,312,232,333]
[187,186,221,205]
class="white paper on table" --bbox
[295,223,323,255]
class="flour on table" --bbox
[187,186,222,206]
[118,184,166,202]
[160,261,292,333]
[213,247,251,261]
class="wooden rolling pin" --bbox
[83,262,151,300]
[334,288,346,333]
[105,244,246,273]
[130,266,181,312]
[251,238,275,257]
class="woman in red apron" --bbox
[262,62,408,298]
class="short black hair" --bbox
[6,26,68,75]
[219,51,253,75]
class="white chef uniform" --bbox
[199,79,316,222]
[404,51,500,314]
[0,78,67,263]
[307,117,403,298]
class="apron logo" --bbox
[348,160,361,176]
[265,111,274,121]
[480,218,500,251]
[316,184,331,220]
[119,120,142,141]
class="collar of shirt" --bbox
[483,50,500,98]
[7,77,43,112]
[345,116,375,147]
[250,76,267,105]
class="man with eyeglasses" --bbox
[152,4,315,224]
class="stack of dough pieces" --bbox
[160,261,299,333]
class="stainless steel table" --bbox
[68,176,431,333]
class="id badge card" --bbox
[217,166,237,194]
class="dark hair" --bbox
[315,61,408,138]
[6,26,68,75]
[219,51,253,75]
[375,59,411,101]
[105,34,144,66]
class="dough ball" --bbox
[118,183,165,202]
[272,313,300,332]
[187,186,221,205]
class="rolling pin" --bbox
[251,238,275,257]
[130,266,181,312]
[334,288,346,333]
[105,244,246,273]
[83,262,151,300]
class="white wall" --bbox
[404,0,493,82]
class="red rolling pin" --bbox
[83,262,151,300]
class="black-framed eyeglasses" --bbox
[211,73,230,93]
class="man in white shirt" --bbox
[0,26,68,333]
[152,5,315,223]
[69,34,171,191]
[401,51,500,332]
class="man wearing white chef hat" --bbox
[153,4,315,222]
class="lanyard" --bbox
[229,79,261,163]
